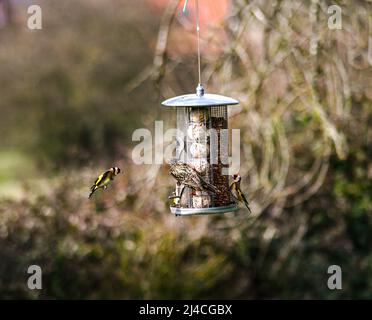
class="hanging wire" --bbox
[182,0,189,13]
[183,0,202,86]
[196,0,202,85]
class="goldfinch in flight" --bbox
[230,173,251,213]
[89,166,121,199]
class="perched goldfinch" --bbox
[89,167,121,199]
[168,191,180,206]
[230,173,251,213]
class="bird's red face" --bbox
[112,167,121,175]
[233,174,241,182]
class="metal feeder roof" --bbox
[162,84,239,107]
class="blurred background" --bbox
[0,0,371,299]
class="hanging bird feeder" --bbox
[161,0,239,216]
[162,84,239,216]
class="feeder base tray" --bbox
[170,204,238,216]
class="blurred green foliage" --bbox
[0,0,162,168]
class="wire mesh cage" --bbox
[162,85,239,216]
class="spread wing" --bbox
[92,170,110,190]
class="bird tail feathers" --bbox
[88,186,97,199]
[201,179,218,193]
[243,199,251,213]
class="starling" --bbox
[230,173,251,213]
[169,160,217,193]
